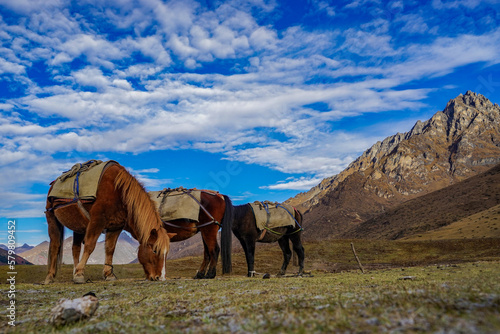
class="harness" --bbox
[157,187,223,230]
[46,160,103,216]
[252,201,303,238]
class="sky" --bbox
[1,0,500,247]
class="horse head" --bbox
[140,228,176,280]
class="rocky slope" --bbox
[287,91,500,240]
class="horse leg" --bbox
[44,211,64,284]
[103,230,121,281]
[73,228,101,284]
[277,237,292,277]
[236,235,257,277]
[194,240,210,279]
[202,230,220,279]
[72,233,84,273]
[290,233,305,275]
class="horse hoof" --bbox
[73,275,86,284]
[105,275,117,281]
[43,277,54,285]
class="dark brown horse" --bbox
[233,203,304,277]
[44,162,173,284]
[137,190,233,280]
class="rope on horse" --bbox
[46,160,102,217]
[158,187,221,230]
[59,160,102,182]
[256,201,303,237]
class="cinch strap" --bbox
[258,201,303,236]
[159,188,221,230]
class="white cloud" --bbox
[342,28,396,57]
[389,28,500,81]
[313,0,336,17]
[0,0,65,14]
[262,177,324,191]
[73,67,110,90]
[133,36,172,66]
[0,57,26,74]
[1,0,500,219]
[397,14,430,34]
[53,34,124,66]
[431,0,486,9]
[249,27,277,50]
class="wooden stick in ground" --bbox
[351,242,365,273]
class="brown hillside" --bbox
[289,91,500,241]
[0,248,33,265]
[402,204,500,241]
[301,172,395,239]
[343,162,500,240]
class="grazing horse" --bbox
[44,162,173,284]
[137,190,233,280]
[233,203,305,277]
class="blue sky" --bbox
[1,0,500,246]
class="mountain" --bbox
[287,91,500,240]
[0,248,33,265]
[343,162,500,240]
[19,232,139,265]
[16,243,34,253]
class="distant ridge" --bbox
[286,91,500,240]
[19,232,139,265]
[0,248,32,265]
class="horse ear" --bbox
[167,232,176,239]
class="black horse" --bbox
[232,203,305,277]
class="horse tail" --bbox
[221,195,234,274]
[114,166,170,255]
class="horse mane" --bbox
[114,166,170,254]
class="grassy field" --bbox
[2,239,500,333]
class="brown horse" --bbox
[232,203,305,277]
[44,162,173,284]
[137,190,233,280]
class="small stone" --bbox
[49,292,99,326]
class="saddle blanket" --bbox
[48,160,115,201]
[249,201,296,231]
[150,188,202,222]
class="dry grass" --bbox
[2,262,500,333]
[2,239,500,333]
[403,204,500,241]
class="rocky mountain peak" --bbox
[287,91,500,236]
[440,91,499,141]
[446,90,494,112]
